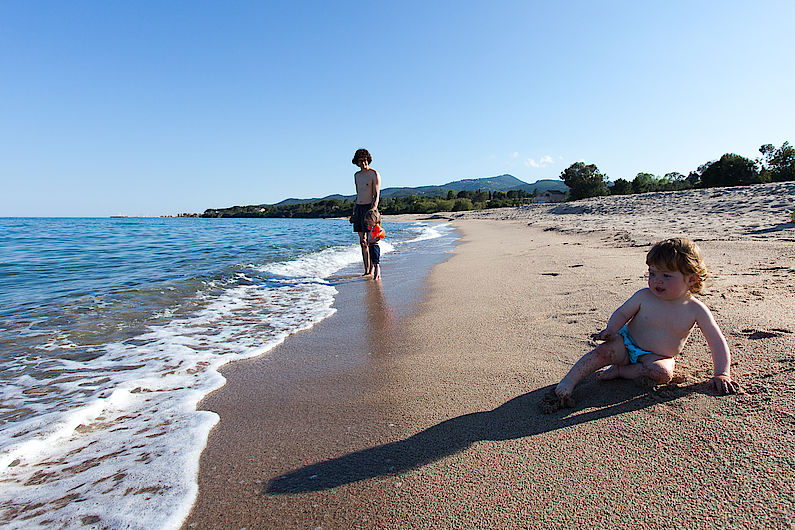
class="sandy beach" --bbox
[185,182,795,529]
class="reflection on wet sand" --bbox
[363,280,397,358]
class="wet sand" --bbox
[185,182,795,528]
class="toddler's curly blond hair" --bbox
[646,238,709,294]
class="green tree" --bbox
[474,189,490,203]
[661,172,690,191]
[699,153,760,188]
[632,172,657,194]
[559,162,609,200]
[610,178,632,195]
[452,198,473,211]
[446,189,456,199]
[759,142,795,182]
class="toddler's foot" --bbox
[539,386,575,413]
[597,365,620,381]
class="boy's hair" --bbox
[352,148,372,165]
[646,238,709,294]
[364,209,381,225]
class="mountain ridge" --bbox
[271,174,567,206]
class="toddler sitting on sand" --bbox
[553,237,739,408]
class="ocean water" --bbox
[0,217,457,529]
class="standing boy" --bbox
[351,148,381,275]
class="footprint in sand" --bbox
[739,328,793,340]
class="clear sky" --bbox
[2,1,793,217]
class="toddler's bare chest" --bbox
[634,305,696,335]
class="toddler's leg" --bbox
[555,337,628,403]
[598,355,674,384]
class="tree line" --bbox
[203,141,793,218]
[202,189,538,218]
[562,141,794,201]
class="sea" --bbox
[0,216,457,529]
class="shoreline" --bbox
[185,183,794,528]
[184,224,458,528]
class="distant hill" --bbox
[272,175,567,206]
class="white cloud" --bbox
[524,155,555,168]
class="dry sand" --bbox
[185,182,795,529]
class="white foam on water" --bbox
[259,243,363,278]
[401,222,450,243]
[0,243,369,529]
[0,224,456,529]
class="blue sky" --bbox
[1,1,793,217]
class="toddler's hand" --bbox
[710,375,739,395]
[591,329,614,341]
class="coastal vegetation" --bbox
[203,176,554,218]
[202,141,794,218]
[564,141,795,201]
[203,189,538,218]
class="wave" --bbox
[0,245,357,528]
[0,220,452,528]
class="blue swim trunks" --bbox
[617,325,653,364]
[368,242,380,265]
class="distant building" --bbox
[533,190,566,203]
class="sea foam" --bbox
[0,219,454,528]
[0,246,350,528]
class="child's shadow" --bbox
[265,380,699,494]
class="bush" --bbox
[560,162,609,200]
[759,142,795,182]
[699,153,761,188]
[452,198,473,211]
[610,178,632,195]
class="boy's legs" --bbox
[555,336,629,401]
[359,232,370,275]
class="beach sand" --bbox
[185,182,795,529]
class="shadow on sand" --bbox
[748,222,795,235]
[265,381,703,494]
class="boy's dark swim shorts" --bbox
[352,204,370,232]
[368,243,380,265]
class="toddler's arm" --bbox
[592,290,643,341]
[694,300,739,394]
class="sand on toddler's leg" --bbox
[597,365,620,380]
